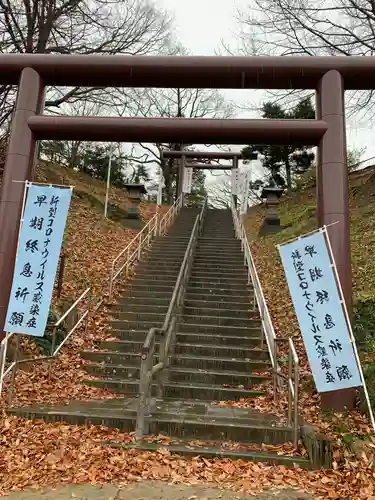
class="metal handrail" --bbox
[135,199,207,439]
[0,287,92,401]
[108,214,159,301]
[350,155,375,172]
[230,198,300,448]
[108,196,184,301]
[159,194,183,235]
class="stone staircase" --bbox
[8,207,322,468]
[82,206,200,395]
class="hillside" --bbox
[244,166,375,437]
[1,159,165,305]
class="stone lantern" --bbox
[258,186,286,236]
[123,184,147,229]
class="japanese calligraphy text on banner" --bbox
[278,231,362,393]
[5,185,73,337]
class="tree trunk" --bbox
[285,158,292,193]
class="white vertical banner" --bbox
[157,167,164,205]
[239,170,250,215]
[278,229,362,393]
[231,168,240,195]
[182,167,193,194]
[5,184,73,337]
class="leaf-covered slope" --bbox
[245,167,375,341]
[33,161,165,302]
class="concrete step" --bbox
[181,315,256,328]
[151,241,188,248]
[82,350,143,365]
[185,292,254,303]
[169,367,269,386]
[185,298,254,310]
[149,250,188,259]
[187,280,250,291]
[146,418,290,445]
[191,269,247,280]
[183,306,253,319]
[192,260,246,269]
[8,399,306,466]
[114,296,171,307]
[163,381,265,402]
[174,342,264,359]
[83,363,140,380]
[179,321,261,335]
[176,331,261,347]
[117,286,174,297]
[197,239,239,245]
[84,378,265,401]
[108,311,166,323]
[194,251,243,260]
[137,262,182,271]
[111,441,310,468]
[134,272,179,282]
[198,236,239,242]
[107,319,163,330]
[170,354,270,372]
[97,339,156,352]
[196,245,241,252]
[110,303,169,313]
[102,328,157,341]
[8,402,136,432]
[151,244,189,251]
[190,271,247,281]
[84,363,269,386]
[127,278,176,289]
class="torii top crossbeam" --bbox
[0,54,375,89]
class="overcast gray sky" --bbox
[157,0,374,163]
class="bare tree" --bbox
[208,170,262,209]
[0,0,173,128]
[233,0,375,118]
[121,82,236,201]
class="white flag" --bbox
[240,171,251,215]
[231,168,240,195]
[182,167,193,194]
[157,168,164,205]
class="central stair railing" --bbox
[230,199,300,448]
[135,199,207,440]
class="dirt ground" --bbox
[1,481,314,500]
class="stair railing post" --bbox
[136,335,155,440]
[273,340,278,403]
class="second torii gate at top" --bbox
[161,149,257,198]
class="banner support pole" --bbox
[323,226,375,433]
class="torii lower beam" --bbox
[184,163,234,169]
[162,150,243,160]
[27,116,327,144]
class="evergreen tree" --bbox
[129,164,150,184]
[186,169,207,207]
[242,98,315,192]
[82,145,126,187]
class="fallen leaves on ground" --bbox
[0,414,375,499]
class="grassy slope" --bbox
[245,167,375,409]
